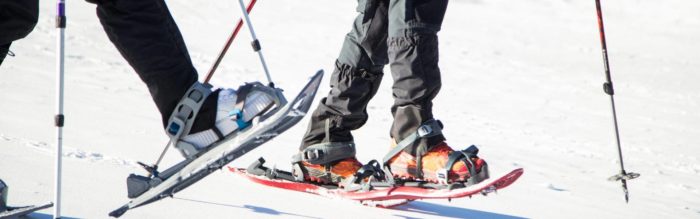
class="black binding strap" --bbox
[291,142,356,165]
[437,145,489,185]
[342,160,385,192]
[234,83,253,111]
[381,119,443,180]
[231,82,281,123]
[439,145,480,185]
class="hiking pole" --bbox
[54,0,67,217]
[594,0,640,203]
[204,0,258,84]
[238,0,275,88]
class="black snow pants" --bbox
[301,0,448,156]
[90,0,216,133]
[0,0,39,65]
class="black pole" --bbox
[594,0,639,203]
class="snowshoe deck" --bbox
[229,159,522,205]
[228,165,412,208]
[108,70,323,218]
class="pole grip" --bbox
[56,2,66,28]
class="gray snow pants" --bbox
[301,0,448,156]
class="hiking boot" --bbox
[387,141,487,184]
[294,157,363,185]
[174,82,278,158]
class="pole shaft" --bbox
[204,0,257,84]
[595,0,637,202]
[596,0,613,84]
[595,0,627,172]
[238,0,274,86]
[55,0,66,218]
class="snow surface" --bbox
[1,0,699,218]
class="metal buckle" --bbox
[437,168,449,185]
[417,125,433,137]
[304,149,323,161]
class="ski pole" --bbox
[54,0,67,217]
[204,0,258,84]
[238,0,275,88]
[594,0,639,203]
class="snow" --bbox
[1,0,699,218]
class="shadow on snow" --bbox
[173,197,322,219]
[391,201,528,219]
[24,213,80,219]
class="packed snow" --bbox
[1,0,699,218]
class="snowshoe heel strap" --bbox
[165,82,213,158]
[292,142,356,165]
[438,145,490,185]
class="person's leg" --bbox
[0,0,39,66]
[300,0,390,149]
[91,0,216,133]
[91,0,277,159]
[384,0,488,184]
[386,0,477,182]
[294,0,390,183]
[387,0,448,154]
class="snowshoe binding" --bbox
[126,81,281,198]
[290,142,362,185]
[110,70,324,218]
[341,119,490,191]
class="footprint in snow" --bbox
[546,183,567,192]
